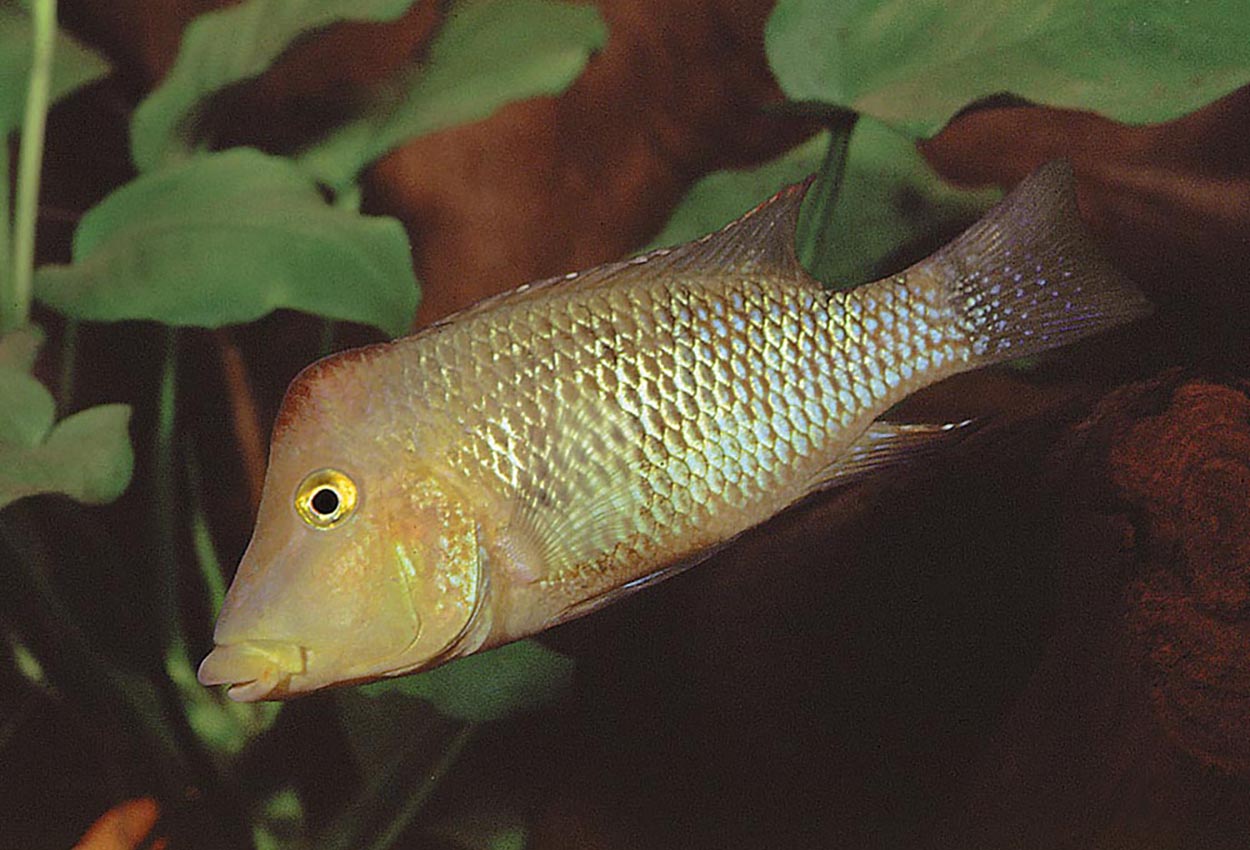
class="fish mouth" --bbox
[197,640,306,702]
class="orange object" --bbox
[72,798,165,850]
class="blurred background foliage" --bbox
[0,0,1248,848]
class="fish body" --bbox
[199,161,1149,701]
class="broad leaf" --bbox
[767,0,1250,138]
[0,5,110,133]
[130,0,418,172]
[33,148,418,336]
[298,0,607,189]
[651,118,997,288]
[0,326,55,466]
[0,321,41,371]
[357,639,575,723]
[0,368,53,446]
[0,327,133,509]
[0,405,133,507]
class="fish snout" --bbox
[197,639,306,702]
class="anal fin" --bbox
[807,419,974,494]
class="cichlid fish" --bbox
[198,161,1149,701]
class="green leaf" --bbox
[0,5,110,133]
[20,404,134,501]
[9,633,47,688]
[0,322,40,370]
[33,148,418,336]
[0,326,50,448]
[357,639,575,722]
[766,0,1250,138]
[0,368,52,446]
[0,325,133,508]
[298,0,607,189]
[129,0,418,172]
[0,399,133,508]
[651,118,997,288]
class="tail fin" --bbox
[926,160,1151,365]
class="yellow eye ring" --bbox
[295,468,359,530]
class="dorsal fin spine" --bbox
[660,176,815,279]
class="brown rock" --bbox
[1111,379,1250,772]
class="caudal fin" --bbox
[927,160,1151,365]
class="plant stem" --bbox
[363,724,478,850]
[0,507,186,782]
[152,328,179,640]
[57,317,77,412]
[795,109,858,288]
[318,318,336,357]
[317,721,478,850]
[8,0,57,332]
[213,328,266,511]
[0,140,10,330]
[152,329,258,850]
[185,448,228,615]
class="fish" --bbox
[197,160,1150,702]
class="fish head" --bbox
[198,348,486,701]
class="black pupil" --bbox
[310,487,340,517]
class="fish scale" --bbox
[395,259,969,609]
[198,162,1151,700]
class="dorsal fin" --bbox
[431,177,817,329]
[639,176,815,279]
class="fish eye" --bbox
[295,468,359,530]
[311,487,339,516]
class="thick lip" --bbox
[197,639,306,702]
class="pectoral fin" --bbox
[505,392,644,582]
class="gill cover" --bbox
[376,476,489,677]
